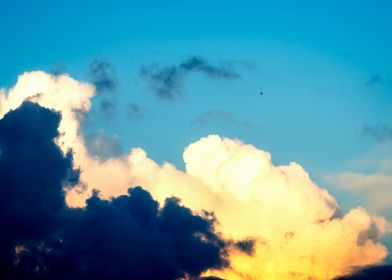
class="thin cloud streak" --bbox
[139,56,240,100]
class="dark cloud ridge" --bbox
[335,265,392,280]
[0,102,228,280]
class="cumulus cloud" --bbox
[1,71,391,280]
[139,56,239,100]
[0,102,228,280]
[89,59,117,92]
[178,56,239,79]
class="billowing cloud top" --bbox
[0,71,390,280]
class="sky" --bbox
[1,1,392,279]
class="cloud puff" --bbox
[89,59,117,92]
[1,71,390,280]
[139,56,239,100]
[0,102,228,280]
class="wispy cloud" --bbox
[191,110,250,127]
[100,99,116,120]
[139,56,240,100]
[127,102,144,120]
[139,64,183,100]
[363,124,392,142]
[365,74,383,87]
[85,130,123,161]
[89,59,117,92]
[179,56,239,79]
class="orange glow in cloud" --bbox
[1,71,390,280]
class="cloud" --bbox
[323,142,392,216]
[365,74,383,87]
[76,133,390,279]
[127,102,144,120]
[0,102,77,242]
[191,110,250,127]
[335,265,392,280]
[89,59,117,92]
[179,56,240,79]
[85,130,123,161]
[233,239,256,255]
[139,64,183,100]
[363,124,392,142]
[49,64,67,76]
[1,71,390,280]
[0,102,228,280]
[139,56,240,100]
[100,99,116,120]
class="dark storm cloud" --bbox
[127,102,144,120]
[139,56,240,100]
[100,99,117,120]
[335,265,392,280]
[85,131,123,161]
[89,59,117,92]
[0,102,77,277]
[362,124,392,142]
[0,102,228,280]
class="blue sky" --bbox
[1,0,392,261]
